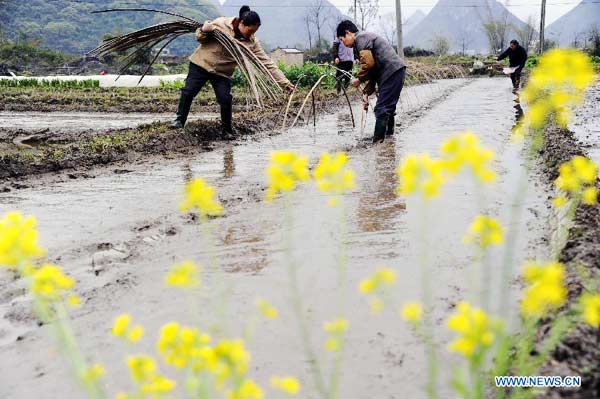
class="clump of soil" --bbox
[537,124,600,399]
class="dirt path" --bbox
[0,78,552,399]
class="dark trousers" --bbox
[176,62,233,130]
[374,67,406,119]
[335,61,353,93]
[510,68,522,89]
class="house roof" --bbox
[274,48,304,54]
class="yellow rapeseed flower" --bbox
[358,267,396,294]
[30,263,75,302]
[463,214,504,248]
[81,363,104,383]
[581,293,600,328]
[553,156,598,207]
[140,375,176,395]
[323,318,348,352]
[396,153,446,199]
[111,314,144,343]
[179,178,223,217]
[165,260,200,289]
[552,195,567,208]
[270,376,301,395]
[313,152,355,205]
[127,355,157,383]
[520,261,567,317]
[400,301,423,323]
[446,302,500,358]
[518,49,595,138]
[582,186,598,205]
[440,132,496,183]
[255,298,278,320]
[213,339,251,380]
[0,211,45,268]
[157,322,210,369]
[67,295,81,307]
[265,151,309,202]
[229,379,263,399]
[369,297,384,315]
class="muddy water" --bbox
[570,82,600,165]
[0,111,216,133]
[0,78,551,399]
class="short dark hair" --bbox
[510,39,519,45]
[239,5,261,26]
[336,20,358,38]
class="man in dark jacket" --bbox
[336,20,406,143]
[497,39,527,91]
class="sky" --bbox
[326,0,580,25]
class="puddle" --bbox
[0,78,551,399]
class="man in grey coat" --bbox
[336,20,406,143]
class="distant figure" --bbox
[331,37,355,95]
[497,39,527,91]
[336,20,406,143]
[99,69,107,75]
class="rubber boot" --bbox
[170,93,194,129]
[386,114,395,136]
[220,104,235,141]
[373,115,388,143]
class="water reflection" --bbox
[223,147,235,179]
[513,93,524,122]
[181,163,194,182]
[220,222,268,273]
[356,140,406,233]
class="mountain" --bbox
[405,0,527,53]
[221,0,349,49]
[0,0,220,55]
[546,0,600,46]
[404,10,426,34]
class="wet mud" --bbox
[537,83,600,399]
[0,78,553,399]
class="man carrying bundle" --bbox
[336,20,406,143]
[170,5,294,139]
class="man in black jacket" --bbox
[497,39,527,91]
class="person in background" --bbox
[170,5,294,139]
[336,20,406,143]
[331,36,355,95]
[497,39,527,92]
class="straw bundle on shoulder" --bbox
[88,8,283,106]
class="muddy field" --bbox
[0,78,598,398]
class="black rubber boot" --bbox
[220,104,235,141]
[373,115,388,143]
[171,94,194,129]
[386,114,395,136]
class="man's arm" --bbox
[195,27,211,43]
[497,48,509,61]
[357,49,375,82]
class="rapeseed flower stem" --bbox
[282,193,328,397]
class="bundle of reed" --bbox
[87,8,283,107]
